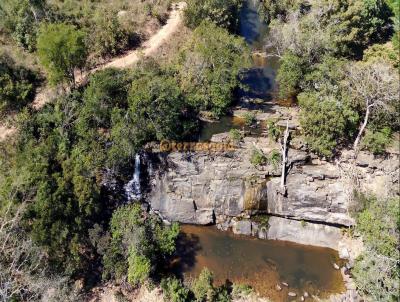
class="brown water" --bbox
[172,225,345,302]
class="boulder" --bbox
[267,217,342,249]
[232,220,252,236]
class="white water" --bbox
[125,153,141,201]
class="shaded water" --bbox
[199,116,266,141]
[199,0,282,141]
[173,225,345,302]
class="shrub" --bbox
[127,249,151,286]
[37,23,87,85]
[352,196,399,301]
[89,10,129,59]
[361,127,392,155]
[0,54,37,113]
[267,121,281,141]
[250,148,267,166]
[276,52,306,99]
[191,268,215,301]
[232,284,253,298]
[267,149,281,170]
[177,21,250,116]
[298,92,358,157]
[229,128,243,142]
[184,0,242,32]
[243,112,256,127]
[161,277,191,302]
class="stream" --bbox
[173,1,346,301]
[199,0,282,142]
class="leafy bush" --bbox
[243,112,256,127]
[250,148,267,166]
[184,0,242,32]
[276,51,306,99]
[267,149,281,170]
[88,9,133,59]
[229,128,243,142]
[231,284,253,298]
[127,249,151,286]
[0,54,37,113]
[267,121,281,141]
[161,277,191,302]
[103,203,180,285]
[361,127,392,155]
[299,92,358,157]
[191,268,215,301]
[352,196,399,301]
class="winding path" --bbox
[0,2,186,141]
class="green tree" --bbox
[386,0,399,52]
[127,249,151,286]
[298,92,358,157]
[161,277,191,302]
[37,23,87,85]
[103,204,180,285]
[276,52,306,99]
[184,0,242,32]
[361,127,392,154]
[178,21,250,116]
[331,0,393,57]
[76,68,130,139]
[128,68,193,141]
[192,268,215,301]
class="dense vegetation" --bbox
[352,195,399,301]
[0,53,39,114]
[161,268,255,302]
[0,1,250,298]
[0,0,170,59]
[184,0,243,33]
[264,0,399,156]
[0,0,399,301]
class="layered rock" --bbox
[146,134,398,233]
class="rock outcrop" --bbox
[145,133,399,247]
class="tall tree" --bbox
[37,23,87,86]
[177,21,250,116]
[345,61,399,152]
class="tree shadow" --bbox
[169,231,202,279]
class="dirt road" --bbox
[0,2,186,141]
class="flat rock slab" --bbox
[267,216,342,249]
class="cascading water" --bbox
[125,153,141,201]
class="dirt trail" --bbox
[102,2,186,69]
[0,2,186,141]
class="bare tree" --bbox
[0,203,79,302]
[278,121,290,193]
[266,5,334,63]
[346,61,399,153]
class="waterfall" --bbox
[125,153,141,201]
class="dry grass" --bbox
[47,0,172,36]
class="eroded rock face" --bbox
[266,172,354,226]
[148,149,268,224]
[146,135,398,228]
